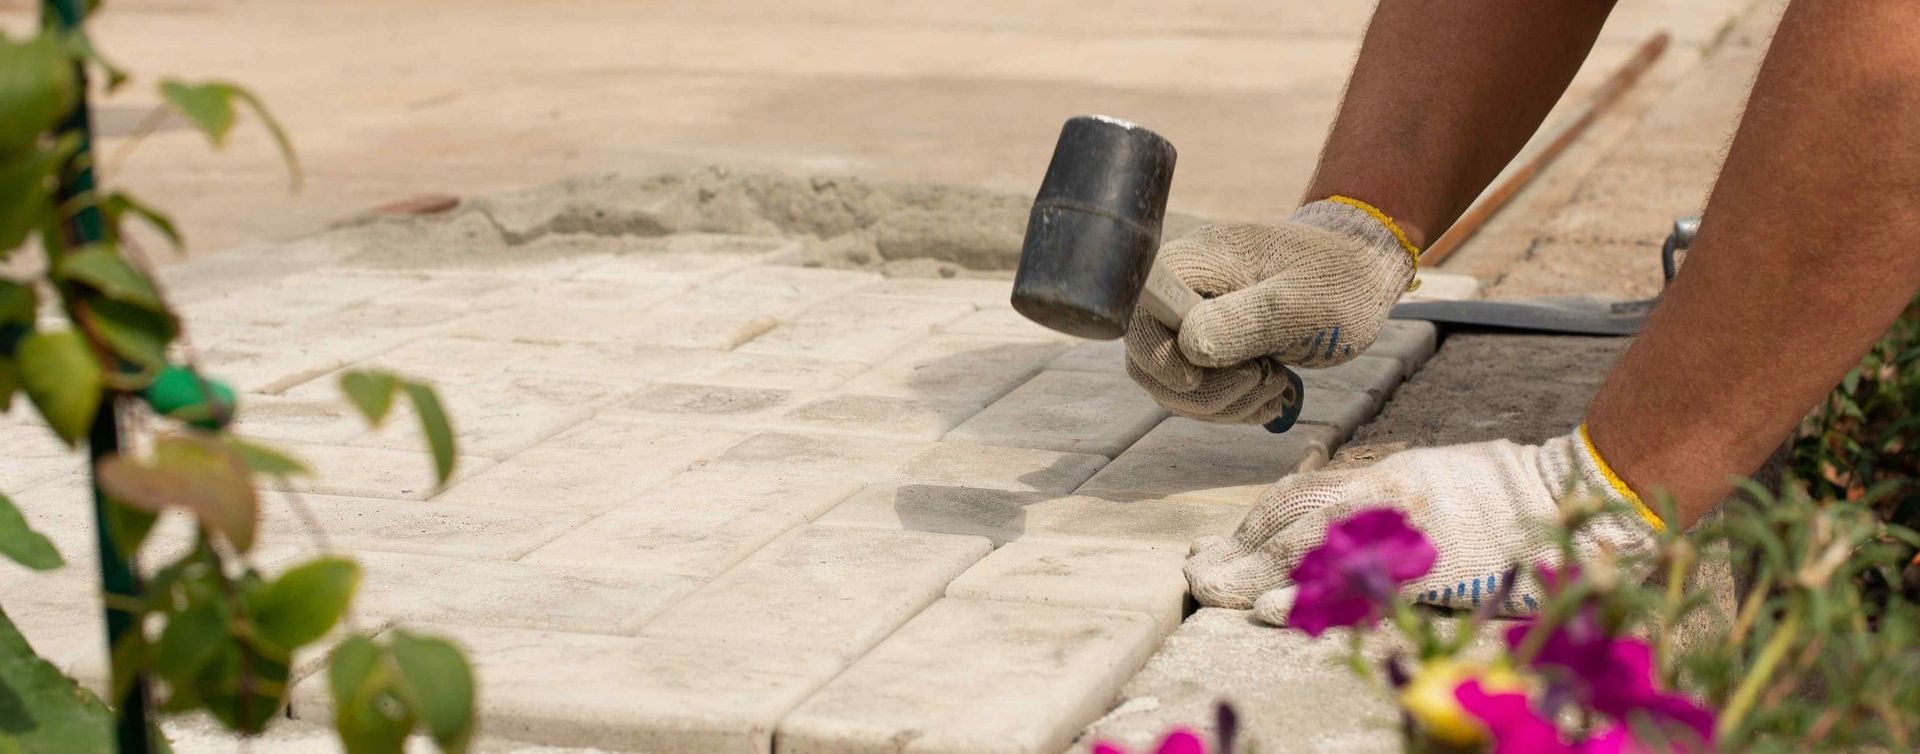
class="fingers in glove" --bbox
[1124,308,1203,391]
[1177,275,1339,368]
[1126,355,1264,420]
[1251,585,1298,627]
[1185,474,1353,608]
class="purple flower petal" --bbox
[1454,680,1573,754]
[1284,507,1436,636]
[1155,729,1208,754]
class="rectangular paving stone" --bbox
[1296,389,1378,443]
[817,485,1247,549]
[452,302,772,350]
[1020,495,1251,549]
[865,277,1013,309]
[893,442,1108,494]
[348,551,697,634]
[293,624,844,754]
[643,526,990,659]
[468,278,692,312]
[1071,608,1410,754]
[199,336,397,395]
[1075,419,1339,505]
[701,431,929,481]
[937,308,1078,341]
[1046,339,1126,374]
[840,334,1068,407]
[946,371,1168,458]
[945,540,1188,638]
[257,492,592,560]
[269,444,492,501]
[773,394,981,441]
[1365,319,1439,373]
[522,470,865,577]
[1297,354,1406,402]
[434,420,747,513]
[229,394,372,445]
[669,352,870,392]
[182,272,427,326]
[503,341,721,385]
[352,373,625,459]
[777,599,1158,754]
[609,382,800,428]
[737,294,974,364]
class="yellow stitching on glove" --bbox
[1325,195,1423,291]
[1578,423,1665,532]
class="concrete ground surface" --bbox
[0,0,1783,751]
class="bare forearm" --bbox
[1587,0,1920,526]
[1304,0,1617,247]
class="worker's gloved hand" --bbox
[1185,425,1665,622]
[1126,197,1420,423]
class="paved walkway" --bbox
[2,203,1473,751]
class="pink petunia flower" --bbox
[1092,728,1207,754]
[1285,508,1437,637]
[1504,622,1715,749]
[1453,680,1572,754]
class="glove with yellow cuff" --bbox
[1184,424,1665,622]
[1126,196,1422,424]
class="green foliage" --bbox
[0,607,114,754]
[0,492,62,571]
[0,10,474,753]
[1793,296,1920,527]
[159,80,301,190]
[329,632,475,754]
[341,370,459,487]
[15,330,101,445]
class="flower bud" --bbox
[1400,660,1528,746]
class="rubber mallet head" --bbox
[1011,115,1178,340]
[1011,115,1305,434]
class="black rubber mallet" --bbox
[1011,114,1302,432]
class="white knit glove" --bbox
[1126,197,1420,424]
[1185,425,1665,621]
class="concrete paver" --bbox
[433,420,748,514]
[350,551,699,634]
[522,470,863,577]
[894,442,1109,494]
[1075,419,1340,505]
[258,492,592,561]
[293,624,845,754]
[945,540,1190,638]
[817,485,1250,549]
[947,371,1168,458]
[779,599,1159,754]
[642,526,991,659]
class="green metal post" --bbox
[44,1,158,751]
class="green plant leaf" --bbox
[16,330,103,446]
[251,556,359,651]
[339,370,398,425]
[193,639,289,735]
[96,435,259,551]
[152,599,228,682]
[54,245,165,311]
[0,279,34,326]
[100,192,182,252]
[402,382,456,486]
[158,80,301,190]
[329,636,413,754]
[0,491,61,570]
[0,33,77,157]
[0,359,18,413]
[389,631,476,754]
[59,30,127,93]
[0,140,75,252]
[226,437,310,478]
[88,298,176,372]
[159,80,235,147]
[0,605,115,753]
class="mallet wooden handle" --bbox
[1141,256,1203,329]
